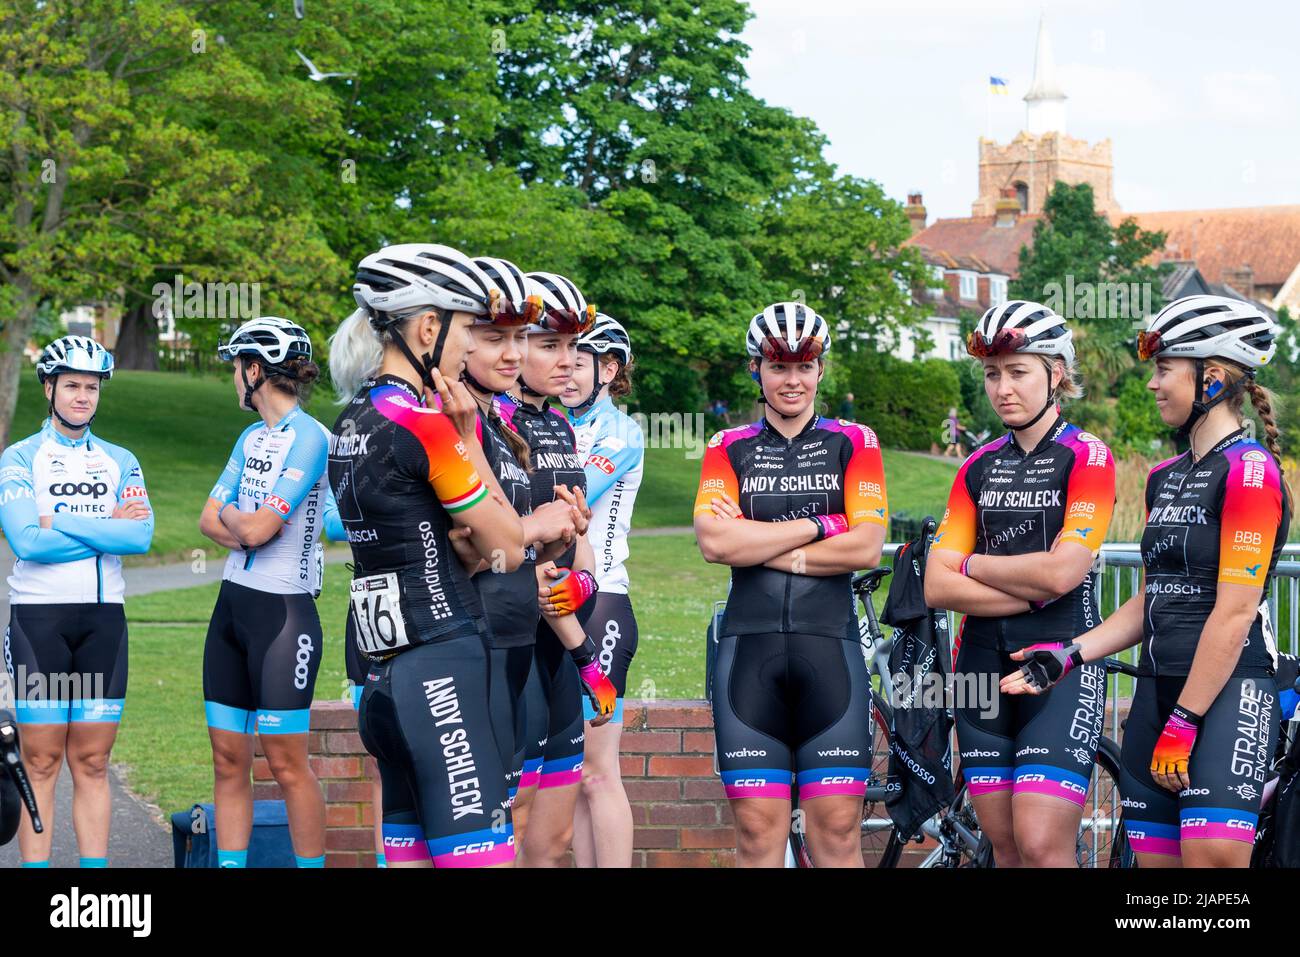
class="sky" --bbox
[740,0,1300,220]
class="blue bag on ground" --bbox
[171,801,295,868]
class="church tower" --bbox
[971,13,1120,218]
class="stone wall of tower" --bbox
[972,131,1119,217]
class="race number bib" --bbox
[349,573,411,655]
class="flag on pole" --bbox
[989,76,1008,94]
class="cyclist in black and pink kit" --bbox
[694,302,889,868]
[925,301,1116,868]
[327,243,526,868]
[1005,296,1289,869]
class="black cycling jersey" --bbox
[1141,429,1290,678]
[328,374,490,652]
[474,405,539,648]
[693,416,889,639]
[496,393,586,513]
[933,417,1116,650]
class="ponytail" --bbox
[1244,378,1293,507]
[491,404,532,471]
[328,308,384,403]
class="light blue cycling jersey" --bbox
[0,420,154,604]
[209,406,329,596]
[566,397,643,594]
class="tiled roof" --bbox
[1124,206,1300,287]
[904,214,1041,278]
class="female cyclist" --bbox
[560,314,644,868]
[1004,295,1289,869]
[199,317,330,869]
[327,243,525,867]
[499,270,616,867]
[0,336,153,868]
[924,301,1116,868]
[694,302,889,868]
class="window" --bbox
[929,265,945,298]
[1014,181,1028,211]
[959,272,977,301]
[989,276,1007,305]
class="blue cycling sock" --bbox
[80,857,108,868]
[376,852,387,868]
[217,848,248,869]
[294,854,325,868]
[20,860,50,868]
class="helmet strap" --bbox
[239,360,265,412]
[46,375,95,434]
[388,309,451,395]
[1178,359,1247,441]
[569,349,612,417]
[1001,358,1058,435]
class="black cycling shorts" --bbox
[5,603,128,725]
[358,636,513,867]
[517,652,548,792]
[526,623,585,790]
[712,632,873,802]
[488,644,534,801]
[577,592,638,723]
[345,611,366,710]
[1120,674,1278,856]
[954,640,1106,807]
[202,580,322,736]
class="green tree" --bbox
[1011,182,1166,399]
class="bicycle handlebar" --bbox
[0,709,43,837]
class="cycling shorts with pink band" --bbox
[695,416,889,802]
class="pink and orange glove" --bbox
[571,637,617,720]
[543,568,599,616]
[1151,705,1200,780]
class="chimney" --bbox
[994,187,1019,228]
[1225,265,1255,301]
[905,192,927,235]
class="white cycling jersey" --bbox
[567,397,643,594]
[209,406,329,596]
[0,421,154,604]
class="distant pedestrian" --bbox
[837,392,855,420]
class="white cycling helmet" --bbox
[353,243,494,325]
[36,335,114,383]
[745,302,830,361]
[969,300,1075,365]
[578,313,632,366]
[472,256,543,326]
[524,271,595,334]
[1138,295,1277,369]
[217,316,313,367]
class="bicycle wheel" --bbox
[1077,737,1134,868]
[789,690,898,867]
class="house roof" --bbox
[905,214,1041,278]
[1124,206,1300,288]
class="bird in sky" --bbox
[295,49,355,81]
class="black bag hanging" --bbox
[883,522,956,840]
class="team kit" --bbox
[0,239,1289,869]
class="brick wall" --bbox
[255,697,1137,868]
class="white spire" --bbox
[1024,12,1066,134]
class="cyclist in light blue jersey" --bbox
[0,335,153,867]
[560,314,643,867]
[198,317,329,869]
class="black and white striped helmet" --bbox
[578,314,632,366]
[1138,295,1277,369]
[472,256,544,326]
[745,302,830,361]
[969,300,1074,365]
[36,335,114,383]
[525,271,595,334]
[353,243,493,326]
[217,317,313,367]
